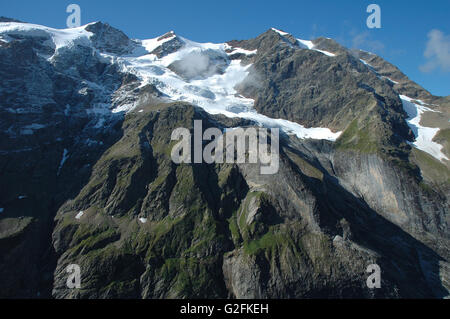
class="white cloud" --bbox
[350,31,384,53]
[420,29,450,73]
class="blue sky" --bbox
[1,0,449,96]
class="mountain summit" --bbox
[0,20,449,299]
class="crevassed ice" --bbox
[400,95,448,161]
[114,33,341,141]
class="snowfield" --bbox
[400,95,448,161]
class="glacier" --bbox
[0,21,344,141]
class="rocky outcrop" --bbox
[85,22,136,55]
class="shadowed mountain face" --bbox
[0,21,449,299]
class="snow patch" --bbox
[333,235,343,242]
[213,109,341,141]
[297,39,335,56]
[385,77,399,84]
[297,38,314,50]
[75,211,84,219]
[271,28,289,36]
[359,59,372,67]
[57,149,69,175]
[226,46,257,56]
[400,95,448,161]
[139,217,147,224]
[313,49,335,57]
[271,29,336,56]
[360,59,399,84]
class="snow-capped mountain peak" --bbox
[0,21,93,52]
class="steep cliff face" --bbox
[0,21,448,299]
[47,103,448,299]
